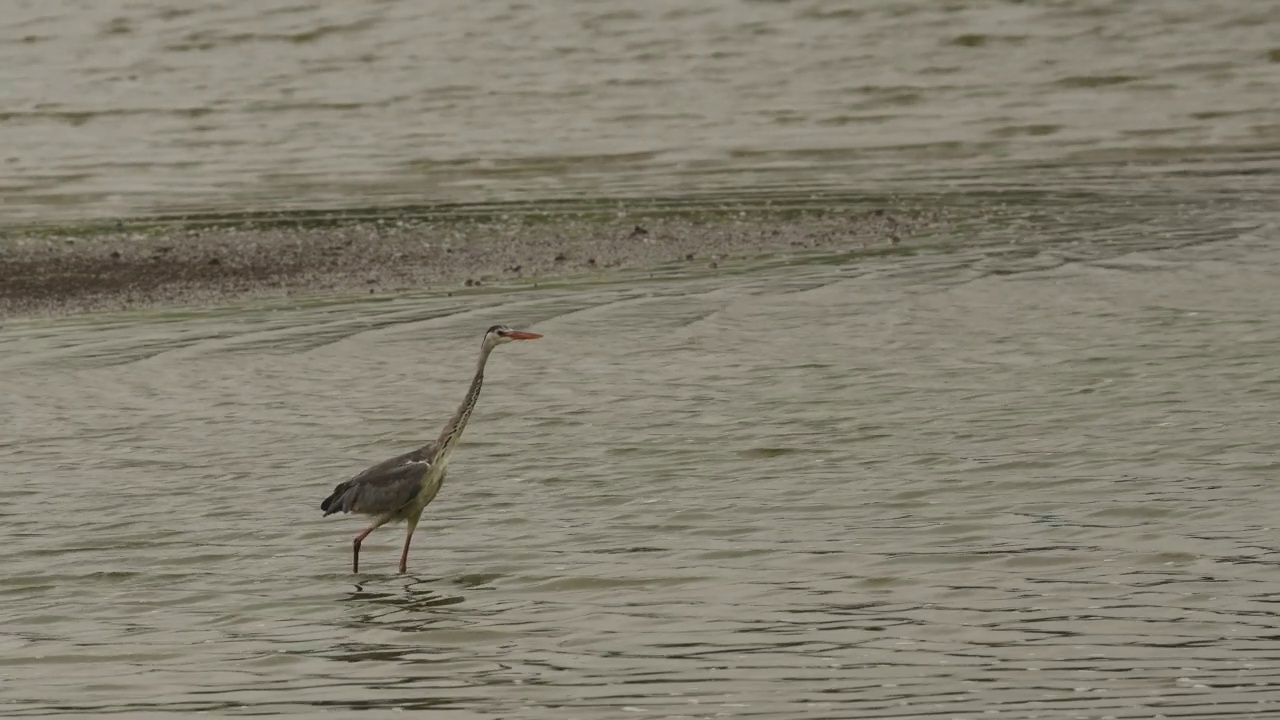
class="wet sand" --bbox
[0,206,941,319]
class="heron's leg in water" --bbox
[352,520,386,574]
[399,513,422,574]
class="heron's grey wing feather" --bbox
[346,461,429,514]
[321,442,437,516]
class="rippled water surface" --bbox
[3,0,1279,219]
[5,0,1280,716]
[3,192,1280,717]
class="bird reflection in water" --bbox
[340,575,467,634]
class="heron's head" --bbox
[484,324,542,348]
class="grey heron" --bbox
[320,324,542,573]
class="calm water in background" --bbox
[4,1,1280,718]
[1,0,1278,220]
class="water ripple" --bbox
[3,200,1280,717]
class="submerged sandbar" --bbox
[0,198,944,319]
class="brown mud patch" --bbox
[0,205,945,319]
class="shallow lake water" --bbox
[3,190,1280,718]
[4,0,1280,716]
[3,0,1278,219]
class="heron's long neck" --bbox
[432,343,494,460]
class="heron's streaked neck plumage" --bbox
[431,340,495,466]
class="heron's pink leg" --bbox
[352,524,379,574]
[399,514,421,574]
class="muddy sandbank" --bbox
[0,203,944,319]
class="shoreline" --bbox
[0,203,944,320]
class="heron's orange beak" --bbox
[508,331,542,340]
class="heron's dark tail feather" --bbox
[321,481,353,516]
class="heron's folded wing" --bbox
[337,460,431,515]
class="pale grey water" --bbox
[2,0,1278,220]
[5,0,1280,718]
[3,192,1280,717]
